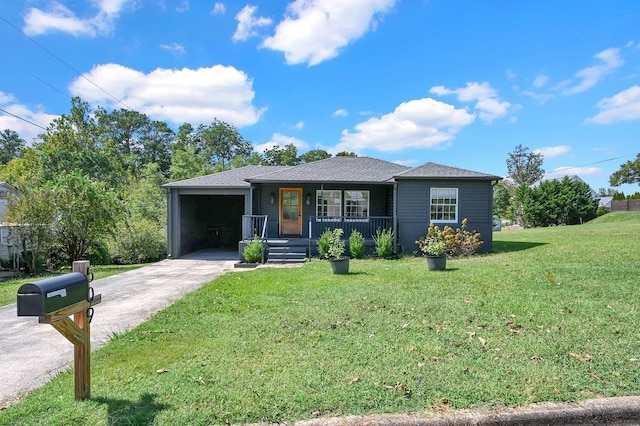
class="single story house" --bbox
[164,156,501,260]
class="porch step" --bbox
[267,245,307,264]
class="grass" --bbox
[0,264,149,308]
[1,212,639,425]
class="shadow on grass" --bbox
[92,393,170,426]
[492,240,547,253]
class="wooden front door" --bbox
[280,188,302,235]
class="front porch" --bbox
[241,215,395,262]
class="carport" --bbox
[164,169,257,259]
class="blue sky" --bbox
[1,1,639,193]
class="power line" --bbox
[0,107,48,131]
[0,15,131,110]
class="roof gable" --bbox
[395,162,501,180]
[247,156,410,184]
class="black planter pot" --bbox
[425,255,446,271]
[330,258,350,274]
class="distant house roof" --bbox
[598,196,612,209]
[540,174,598,198]
[163,165,288,189]
[246,156,410,184]
[394,162,502,180]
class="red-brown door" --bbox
[279,188,302,235]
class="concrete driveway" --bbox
[0,252,238,408]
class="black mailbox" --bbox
[17,272,89,317]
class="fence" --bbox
[611,200,640,212]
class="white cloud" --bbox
[336,97,475,153]
[211,2,226,15]
[0,94,58,143]
[294,120,304,129]
[521,90,554,104]
[23,0,134,37]
[430,81,512,123]
[160,42,186,56]
[262,0,395,66]
[532,74,549,88]
[233,5,272,42]
[176,1,189,13]
[506,69,517,79]
[69,63,265,127]
[562,48,625,95]
[544,166,603,181]
[254,132,309,153]
[333,108,348,117]
[534,145,571,158]
[585,85,640,124]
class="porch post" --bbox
[393,182,398,254]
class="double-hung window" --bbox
[430,188,458,222]
[344,190,369,220]
[316,190,341,220]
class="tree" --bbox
[170,144,212,181]
[493,180,515,220]
[5,188,55,274]
[197,119,252,171]
[262,143,300,166]
[51,172,121,263]
[521,177,597,227]
[597,187,618,197]
[610,153,640,187]
[506,144,544,186]
[0,130,25,165]
[336,151,357,157]
[299,149,331,163]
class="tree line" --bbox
[494,144,640,227]
[0,97,350,273]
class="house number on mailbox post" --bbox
[16,260,101,400]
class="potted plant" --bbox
[320,228,349,274]
[416,224,448,271]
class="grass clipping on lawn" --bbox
[2,213,640,425]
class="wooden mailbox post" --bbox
[17,260,101,400]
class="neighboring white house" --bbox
[0,182,23,265]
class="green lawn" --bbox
[1,213,639,425]
[0,264,149,308]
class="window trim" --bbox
[429,187,458,223]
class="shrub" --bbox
[326,228,346,260]
[349,230,365,259]
[111,218,166,264]
[243,236,263,263]
[416,218,483,257]
[317,228,332,258]
[85,239,111,265]
[373,228,394,259]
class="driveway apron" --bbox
[0,257,236,408]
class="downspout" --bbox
[393,181,398,255]
[166,187,172,259]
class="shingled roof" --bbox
[163,165,289,188]
[394,162,501,180]
[246,156,410,184]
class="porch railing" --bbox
[242,215,268,240]
[308,216,393,240]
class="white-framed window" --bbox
[316,190,341,220]
[345,190,369,220]
[430,188,458,222]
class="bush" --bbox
[317,228,332,258]
[85,239,112,265]
[243,236,263,263]
[111,219,166,264]
[373,228,394,259]
[416,218,483,257]
[349,230,365,259]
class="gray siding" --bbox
[396,179,494,253]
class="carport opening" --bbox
[179,195,244,255]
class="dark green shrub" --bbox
[349,230,365,259]
[111,218,166,264]
[373,228,394,259]
[317,228,332,258]
[243,236,263,263]
[85,239,112,265]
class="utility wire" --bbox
[0,15,131,110]
[0,107,48,131]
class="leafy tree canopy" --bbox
[299,149,331,163]
[506,144,544,186]
[609,153,640,187]
[0,129,25,165]
[262,143,300,166]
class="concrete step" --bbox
[266,246,307,263]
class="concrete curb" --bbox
[292,396,640,425]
